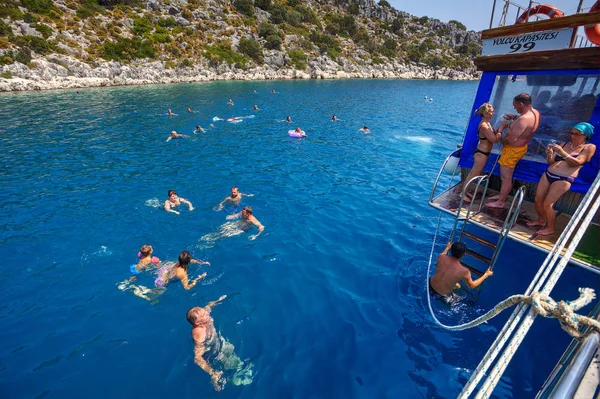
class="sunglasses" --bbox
[569,130,584,136]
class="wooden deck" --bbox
[430,185,599,270]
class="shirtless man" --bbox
[194,125,205,134]
[226,206,264,240]
[187,295,228,390]
[164,190,194,214]
[167,109,177,116]
[285,116,291,123]
[166,130,189,142]
[429,242,493,304]
[486,93,540,208]
[227,99,234,106]
[252,104,259,110]
[217,186,253,210]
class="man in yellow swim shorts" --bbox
[486,93,540,208]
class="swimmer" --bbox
[167,109,178,116]
[252,104,259,110]
[253,90,257,94]
[217,186,254,211]
[293,127,306,137]
[155,251,209,289]
[166,130,189,142]
[227,99,234,106]
[130,244,160,277]
[226,206,264,240]
[331,115,338,121]
[194,125,206,134]
[210,123,215,128]
[285,116,291,123]
[359,126,371,134]
[271,89,276,94]
[164,190,194,214]
[188,107,195,113]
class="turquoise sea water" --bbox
[1,79,598,398]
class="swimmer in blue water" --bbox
[166,130,189,142]
[188,295,253,391]
[217,186,253,211]
[252,104,259,110]
[165,190,194,214]
[167,109,178,116]
[194,125,206,134]
[188,107,195,113]
[429,242,493,305]
[359,126,370,134]
[331,115,338,121]
[130,244,160,276]
[226,206,264,240]
[285,116,291,123]
[154,251,209,289]
[227,99,234,106]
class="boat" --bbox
[427,1,600,397]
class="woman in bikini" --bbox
[527,122,596,236]
[463,103,501,202]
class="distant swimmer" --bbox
[167,109,178,116]
[188,107,195,113]
[331,115,338,121]
[429,242,493,305]
[166,130,189,142]
[295,127,306,136]
[253,90,257,94]
[154,251,209,289]
[252,104,259,110]
[210,123,215,128]
[227,99,234,106]
[194,125,206,134]
[285,116,291,123]
[271,89,276,94]
[188,295,253,391]
[165,189,194,214]
[226,206,264,240]
[217,186,254,211]
[424,96,428,100]
[359,126,371,134]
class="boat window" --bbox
[489,73,599,162]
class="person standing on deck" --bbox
[486,93,540,208]
[429,242,493,304]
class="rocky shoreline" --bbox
[0,53,480,92]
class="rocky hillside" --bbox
[0,0,482,91]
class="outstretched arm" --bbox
[462,268,493,289]
[192,259,210,266]
[442,241,452,255]
[217,197,229,211]
[249,218,264,240]
[180,198,194,211]
[205,295,227,311]
[164,201,180,214]
[226,211,242,220]
[242,193,254,197]
[193,343,223,391]
[166,136,172,142]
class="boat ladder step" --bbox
[465,249,491,265]
[461,232,496,249]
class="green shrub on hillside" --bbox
[287,0,300,6]
[157,17,177,28]
[309,31,340,58]
[77,0,105,18]
[1,48,32,65]
[391,17,404,33]
[288,49,306,70]
[35,23,53,38]
[12,35,54,54]
[21,0,53,14]
[265,34,282,50]
[103,37,155,61]
[379,38,397,58]
[294,5,317,24]
[255,0,270,11]
[348,2,359,15]
[238,37,263,64]
[23,12,37,23]
[378,0,391,8]
[133,16,153,36]
[457,41,480,57]
[449,20,466,31]
[203,43,247,66]
[270,3,288,24]
[0,20,11,36]
[98,0,142,7]
[405,43,425,62]
[258,22,280,38]
[0,1,24,20]
[234,0,254,17]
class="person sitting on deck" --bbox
[463,103,502,202]
[429,242,493,305]
[486,93,540,209]
[527,122,596,236]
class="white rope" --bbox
[458,171,600,398]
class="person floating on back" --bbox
[429,242,493,304]
[486,93,540,209]
[164,190,194,214]
[166,130,189,142]
[217,186,253,211]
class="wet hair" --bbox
[474,103,493,117]
[186,308,201,325]
[363,126,368,129]
[242,206,253,215]
[513,93,532,105]
[232,186,239,190]
[450,242,467,259]
[196,125,200,129]
[168,190,177,197]
[177,251,192,270]
[140,245,152,257]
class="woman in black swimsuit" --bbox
[527,122,596,236]
[463,103,501,201]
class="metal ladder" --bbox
[449,176,527,296]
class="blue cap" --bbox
[573,122,594,138]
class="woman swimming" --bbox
[155,251,210,289]
[527,122,596,236]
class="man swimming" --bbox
[359,126,370,134]
[188,107,195,113]
[188,295,227,390]
[252,104,259,110]
[217,186,253,210]
[167,109,177,116]
[226,206,264,240]
[164,190,194,214]
[285,116,291,123]
[429,242,493,304]
[331,115,338,121]
[194,125,206,134]
[227,99,234,106]
[166,130,189,142]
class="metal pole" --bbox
[489,0,498,29]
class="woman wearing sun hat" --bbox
[527,122,596,236]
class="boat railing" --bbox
[490,0,538,28]
[490,186,525,270]
[448,175,489,243]
[429,148,461,204]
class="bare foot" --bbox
[487,194,500,201]
[536,228,554,236]
[526,220,546,227]
[485,200,505,209]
